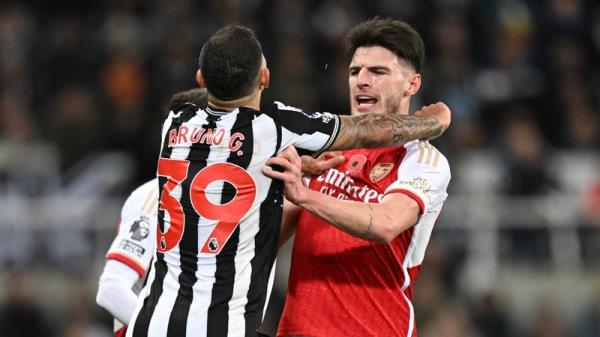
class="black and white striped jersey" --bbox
[128,101,340,337]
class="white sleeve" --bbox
[105,180,158,277]
[96,259,140,325]
[384,141,451,215]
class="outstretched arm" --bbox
[330,102,449,150]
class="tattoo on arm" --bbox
[331,113,443,150]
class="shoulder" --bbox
[269,101,336,122]
[168,88,208,110]
[115,180,158,240]
[395,141,451,193]
[266,100,307,119]
[385,141,450,212]
[272,101,305,113]
[166,103,203,123]
[128,179,159,202]
[403,141,450,173]
[121,179,159,216]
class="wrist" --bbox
[430,116,445,137]
[294,185,313,208]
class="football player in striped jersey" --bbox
[95,87,345,337]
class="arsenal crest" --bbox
[370,163,394,183]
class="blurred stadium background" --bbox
[0,0,599,336]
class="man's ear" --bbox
[259,68,270,90]
[196,69,206,87]
[405,73,421,96]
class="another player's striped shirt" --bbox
[128,101,340,337]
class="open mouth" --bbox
[356,95,378,108]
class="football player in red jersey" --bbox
[264,19,451,337]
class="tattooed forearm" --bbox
[331,113,444,150]
[390,114,443,143]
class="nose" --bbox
[356,67,371,89]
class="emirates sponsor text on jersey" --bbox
[167,125,245,154]
[316,168,384,202]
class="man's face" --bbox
[348,46,417,115]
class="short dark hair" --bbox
[169,88,208,109]
[199,26,263,101]
[345,18,425,73]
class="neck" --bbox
[207,90,261,111]
[399,101,410,115]
[380,99,410,116]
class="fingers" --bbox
[432,102,450,129]
[281,147,344,177]
[261,165,288,180]
[415,102,450,126]
[262,163,295,181]
[266,156,299,172]
[264,157,301,183]
[301,155,319,175]
[315,154,345,170]
[414,103,436,116]
[412,102,451,140]
[434,102,449,110]
[280,146,300,160]
[279,146,301,167]
[301,152,345,175]
[262,156,303,184]
[318,151,342,159]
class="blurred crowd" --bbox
[0,0,599,336]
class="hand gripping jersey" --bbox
[128,101,340,337]
[277,141,451,337]
[105,179,158,336]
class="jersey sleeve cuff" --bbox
[106,252,146,278]
[385,188,426,214]
[313,114,340,157]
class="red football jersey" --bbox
[277,141,450,337]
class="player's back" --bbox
[128,101,339,337]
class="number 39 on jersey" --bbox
[156,158,257,255]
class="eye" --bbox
[349,69,359,76]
